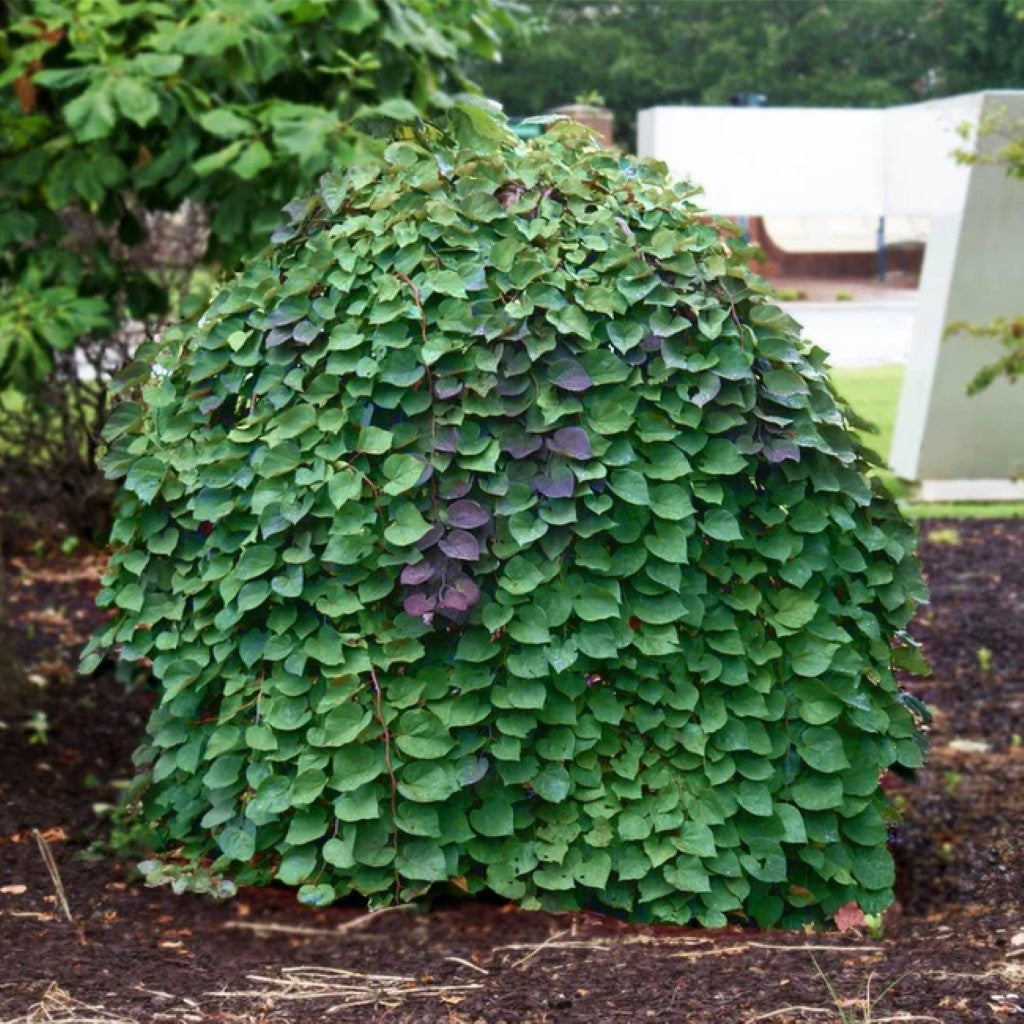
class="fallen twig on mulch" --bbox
[206,965,484,1013]
[0,983,138,1024]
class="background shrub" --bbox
[85,113,929,927]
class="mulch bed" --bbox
[1,520,1022,1023]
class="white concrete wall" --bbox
[890,92,1024,488]
[637,94,982,218]
[638,106,883,216]
[882,94,982,216]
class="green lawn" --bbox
[830,365,1024,519]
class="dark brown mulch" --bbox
[1,520,1022,1023]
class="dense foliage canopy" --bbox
[86,113,928,926]
[474,0,1024,145]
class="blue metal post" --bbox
[876,215,887,282]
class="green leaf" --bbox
[297,883,336,906]
[113,77,160,127]
[533,765,570,802]
[395,710,455,759]
[608,468,650,505]
[277,845,317,885]
[470,799,515,837]
[384,503,433,546]
[396,840,448,881]
[796,726,850,772]
[381,454,424,496]
[218,821,256,861]
[337,0,379,32]
[573,850,611,888]
[700,509,742,542]
[124,456,165,504]
[199,108,255,138]
[573,584,620,622]
[64,85,116,141]
[789,773,844,811]
[398,763,459,803]
[770,590,818,630]
[236,545,276,581]
[115,583,144,613]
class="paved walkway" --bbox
[778,298,918,368]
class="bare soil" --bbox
[1,520,1022,1023]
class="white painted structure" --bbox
[638,92,1024,498]
[637,94,981,217]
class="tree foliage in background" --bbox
[0,0,519,390]
[85,116,928,926]
[474,0,1024,146]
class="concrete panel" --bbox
[637,94,983,218]
[882,94,981,215]
[638,106,883,216]
[890,92,1024,485]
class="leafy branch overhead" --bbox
[85,111,929,927]
[0,0,520,387]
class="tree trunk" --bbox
[0,526,28,716]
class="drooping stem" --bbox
[369,664,401,897]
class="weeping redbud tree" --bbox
[84,110,929,927]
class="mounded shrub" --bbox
[86,111,929,927]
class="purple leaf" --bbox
[434,378,463,400]
[534,468,576,499]
[496,182,525,208]
[416,524,443,551]
[641,333,663,351]
[265,327,292,348]
[434,428,460,453]
[551,360,594,393]
[450,575,481,605]
[199,394,225,415]
[764,440,801,463]
[403,593,437,618]
[401,561,435,585]
[440,588,472,613]
[439,529,481,561]
[292,320,321,345]
[502,434,543,459]
[440,476,474,500]
[447,499,491,529]
[548,427,592,461]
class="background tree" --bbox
[474,0,1024,147]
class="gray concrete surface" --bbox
[779,299,917,368]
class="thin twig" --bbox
[508,928,571,969]
[31,829,79,937]
[746,1007,835,1022]
[220,905,406,940]
[444,956,489,975]
[673,942,884,959]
